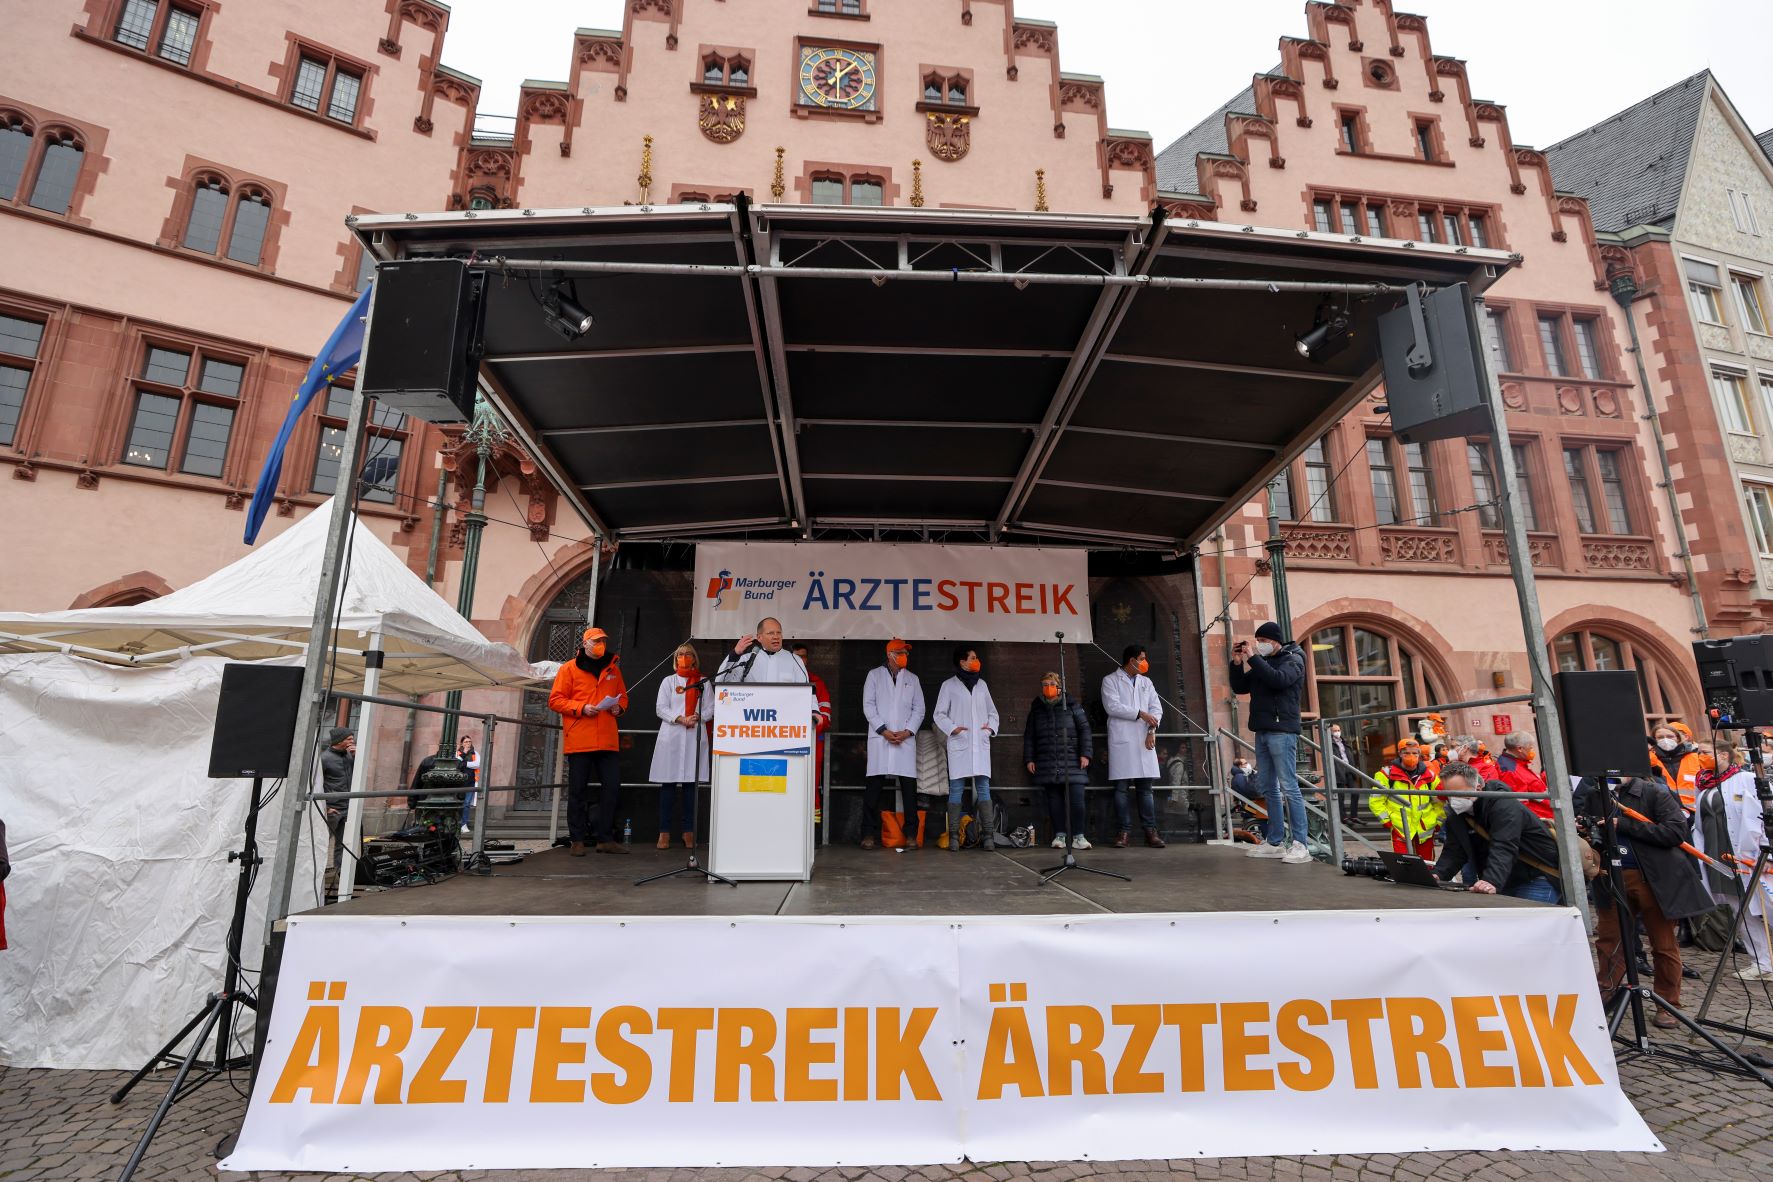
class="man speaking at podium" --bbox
[716,616,809,684]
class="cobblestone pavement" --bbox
[4,947,1771,1182]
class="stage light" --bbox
[541,279,593,341]
[1294,302,1353,363]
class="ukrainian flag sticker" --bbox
[738,757,789,794]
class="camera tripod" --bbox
[108,776,266,1181]
[1589,775,1773,1089]
[1691,723,1773,1057]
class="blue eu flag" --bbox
[243,285,372,544]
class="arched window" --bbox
[1552,627,1683,730]
[1307,620,1445,773]
[0,113,33,202]
[27,129,82,214]
[179,173,276,266]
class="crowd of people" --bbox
[1224,614,1773,1018]
[539,617,1193,856]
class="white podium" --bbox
[708,682,816,882]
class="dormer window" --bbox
[918,68,976,112]
[695,47,756,92]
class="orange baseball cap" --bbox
[886,637,911,653]
[582,627,608,644]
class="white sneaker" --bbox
[1072,835,1092,850]
[1736,965,1772,981]
[1247,842,1286,858]
[460,824,471,835]
[1051,833,1068,849]
[1281,842,1313,865]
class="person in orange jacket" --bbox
[548,626,630,855]
[1648,721,1709,817]
[791,642,832,824]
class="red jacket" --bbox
[1469,753,1501,782]
[1497,752,1552,820]
[548,656,629,753]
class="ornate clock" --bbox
[798,45,878,111]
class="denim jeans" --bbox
[1504,875,1561,905]
[947,775,992,806]
[1113,778,1156,830]
[1255,730,1306,847]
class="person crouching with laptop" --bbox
[1432,762,1562,904]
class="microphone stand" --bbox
[1040,631,1130,886]
[1694,725,1773,1051]
[636,672,736,888]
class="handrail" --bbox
[1218,729,1381,856]
[1314,692,1533,727]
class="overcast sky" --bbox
[443,0,1773,152]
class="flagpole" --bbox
[262,287,380,943]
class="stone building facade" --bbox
[1154,0,1713,772]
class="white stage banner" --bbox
[691,542,1093,643]
[224,910,1655,1172]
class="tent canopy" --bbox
[352,202,1515,552]
[0,503,548,694]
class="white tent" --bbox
[0,505,555,1068]
[0,501,550,695]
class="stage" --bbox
[309,842,1538,919]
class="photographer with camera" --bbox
[1229,621,1309,864]
[1577,773,1712,1023]
[1433,763,1562,903]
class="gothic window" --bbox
[0,312,45,448]
[121,344,247,477]
[286,47,365,125]
[27,130,83,214]
[1308,621,1445,773]
[1552,628,1683,730]
[178,173,276,266]
[311,385,408,504]
[114,0,203,66]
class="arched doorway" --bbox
[1551,624,1692,732]
[509,568,595,812]
[1305,618,1449,775]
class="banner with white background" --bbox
[223,909,1654,1172]
[692,542,1093,643]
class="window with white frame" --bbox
[1714,368,1755,434]
[1734,273,1769,335]
[1747,483,1773,556]
[1686,258,1726,324]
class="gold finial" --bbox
[771,146,786,200]
[638,134,654,203]
[910,159,925,208]
[1034,168,1049,213]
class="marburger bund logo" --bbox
[705,569,797,611]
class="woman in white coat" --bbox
[1100,643,1165,848]
[1693,760,1773,978]
[933,645,1000,852]
[649,644,710,849]
[861,638,925,848]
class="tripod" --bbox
[1041,631,1129,887]
[1589,775,1773,1088]
[637,674,736,888]
[109,776,266,1181]
[1691,727,1773,1056]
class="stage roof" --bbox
[352,202,1515,552]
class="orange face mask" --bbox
[1042,684,1061,700]
[587,641,607,659]
[1400,755,1421,771]
[1696,753,1718,772]
[1135,658,1149,675]
[888,649,909,669]
[963,657,981,673]
[674,655,696,675]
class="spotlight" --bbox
[1294,302,1353,363]
[541,278,593,341]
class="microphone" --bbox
[1055,630,1065,641]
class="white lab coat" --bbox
[863,664,925,778]
[933,676,999,780]
[1694,770,1771,918]
[1101,669,1161,781]
[648,673,710,784]
[715,646,808,684]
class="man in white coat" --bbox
[717,616,809,684]
[649,643,711,849]
[933,645,1000,852]
[1693,760,1773,978]
[1102,644,1165,848]
[862,638,926,849]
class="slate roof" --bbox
[1542,70,1711,232]
[1154,79,1258,193]
[1759,127,1773,165]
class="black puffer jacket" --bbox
[1575,776,1712,921]
[1023,694,1093,787]
[1228,642,1305,734]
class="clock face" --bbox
[799,46,877,111]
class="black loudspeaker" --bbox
[1693,635,1773,728]
[359,257,483,423]
[1555,670,1652,778]
[1378,282,1491,444]
[209,664,304,779]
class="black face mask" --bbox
[576,650,613,676]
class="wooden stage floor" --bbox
[309,842,1537,919]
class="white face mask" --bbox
[1330,731,1342,742]
[1255,640,1277,657]
[1448,794,1475,816]
[1656,737,1679,753]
